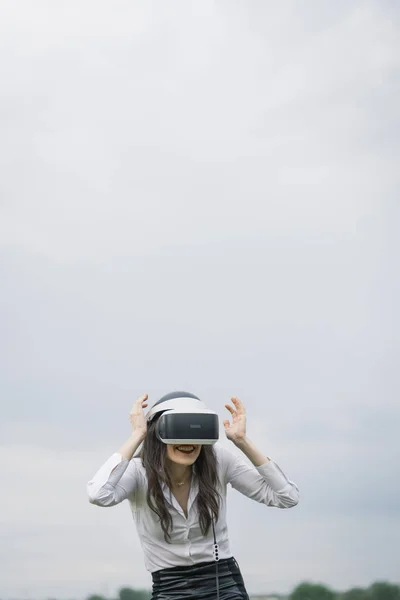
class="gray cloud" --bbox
[1,0,399,598]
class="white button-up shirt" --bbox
[87,444,299,573]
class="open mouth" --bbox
[175,445,195,454]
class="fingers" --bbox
[131,394,148,413]
[223,420,230,429]
[230,397,245,413]
[225,397,245,415]
[225,404,235,416]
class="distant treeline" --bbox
[80,581,400,600]
[286,581,400,600]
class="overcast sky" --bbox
[1,1,399,598]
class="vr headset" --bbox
[146,391,219,445]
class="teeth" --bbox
[177,446,194,452]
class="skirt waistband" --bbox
[151,557,249,599]
[152,556,237,580]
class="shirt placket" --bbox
[161,479,199,561]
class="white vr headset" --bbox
[146,392,219,445]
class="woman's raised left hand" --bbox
[223,397,247,443]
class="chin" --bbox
[167,444,201,464]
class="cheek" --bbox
[166,446,175,460]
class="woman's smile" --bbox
[175,445,196,454]
[166,444,202,464]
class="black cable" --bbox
[212,519,220,600]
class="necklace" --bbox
[174,476,189,487]
[172,471,192,487]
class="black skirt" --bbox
[151,556,250,600]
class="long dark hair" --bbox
[139,417,221,542]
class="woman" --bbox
[87,392,299,600]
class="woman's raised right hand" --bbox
[129,394,149,440]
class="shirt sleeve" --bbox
[217,445,299,508]
[87,453,143,507]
